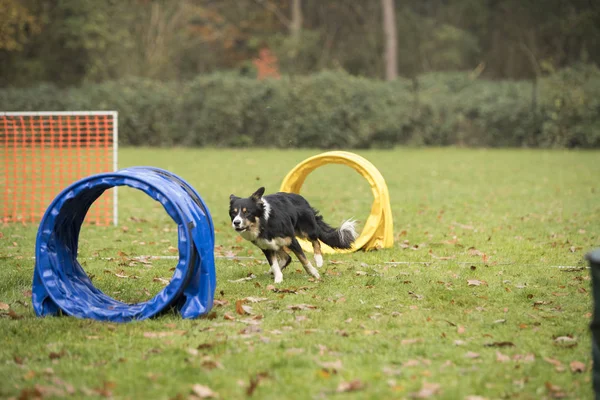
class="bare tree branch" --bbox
[251,0,291,28]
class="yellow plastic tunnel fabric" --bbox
[279,151,394,254]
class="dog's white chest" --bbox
[239,230,259,242]
[253,237,291,250]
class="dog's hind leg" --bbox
[311,240,323,268]
[288,238,321,280]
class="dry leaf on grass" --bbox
[0,302,9,310]
[243,297,268,303]
[235,300,253,315]
[143,330,186,338]
[465,351,480,359]
[401,338,423,345]
[554,336,577,346]
[191,384,218,398]
[319,360,343,371]
[483,341,515,348]
[496,351,510,363]
[287,304,317,311]
[512,353,535,363]
[544,357,563,368]
[411,382,441,398]
[467,279,485,286]
[545,382,567,398]
[152,277,170,285]
[336,380,365,393]
[228,275,256,283]
[246,372,269,397]
[570,360,586,373]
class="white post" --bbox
[112,111,119,226]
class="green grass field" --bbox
[1,147,599,399]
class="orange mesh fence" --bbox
[1,112,118,226]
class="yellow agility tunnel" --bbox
[279,151,394,254]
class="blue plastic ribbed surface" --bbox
[32,167,216,322]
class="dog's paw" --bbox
[314,254,323,268]
[311,270,321,280]
[273,273,283,284]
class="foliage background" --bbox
[1,0,599,148]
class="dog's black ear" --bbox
[251,187,265,201]
[230,194,239,203]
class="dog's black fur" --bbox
[229,187,357,283]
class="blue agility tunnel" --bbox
[32,167,216,322]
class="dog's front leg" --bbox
[262,249,283,283]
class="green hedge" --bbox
[1,66,599,148]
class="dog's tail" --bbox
[315,216,358,249]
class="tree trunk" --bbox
[381,0,397,80]
[290,0,302,39]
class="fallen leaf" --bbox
[143,330,186,338]
[512,353,535,363]
[382,365,402,376]
[465,351,480,359]
[287,304,317,311]
[24,370,36,380]
[7,309,23,319]
[554,336,577,347]
[228,275,256,283]
[236,300,252,315]
[483,341,515,348]
[223,313,235,321]
[544,357,563,368]
[191,384,218,398]
[570,360,586,373]
[355,271,368,276]
[246,372,269,396]
[402,359,421,367]
[152,277,170,285]
[545,382,567,398]
[467,280,484,286]
[49,350,66,360]
[319,360,343,371]
[465,396,488,400]
[94,381,116,398]
[411,382,441,398]
[336,380,365,393]
[213,299,229,307]
[401,338,423,345]
[51,377,76,395]
[243,297,268,303]
[467,247,485,256]
[496,351,510,363]
[0,302,9,310]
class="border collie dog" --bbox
[229,187,357,283]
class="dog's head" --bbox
[229,187,266,233]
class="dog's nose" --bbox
[233,220,241,226]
